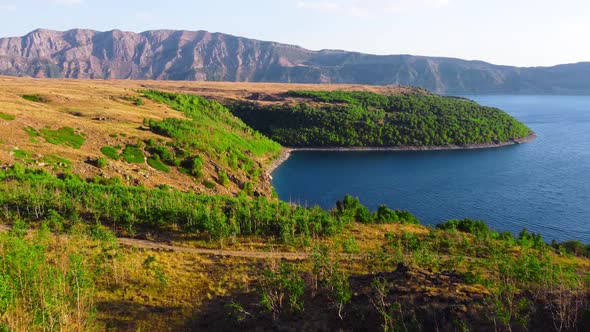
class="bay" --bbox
[272,95,590,243]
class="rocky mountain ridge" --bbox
[1,28,589,94]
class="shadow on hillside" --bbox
[189,263,590,331]
[97,300,190,331]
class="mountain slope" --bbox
[1,29,590,94]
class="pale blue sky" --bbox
[0,0,588,67]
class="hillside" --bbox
[1,29,590,94]
[0,76,286,197]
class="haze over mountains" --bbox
[1,28,589,94]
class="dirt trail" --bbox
[0,224,309,260]
[117,237,309,259]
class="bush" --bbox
[22,94,47,103]
[40,127,85,149]
[0,112,15,120]
[122,145,145,163]
[203,180,216,189]
[147,155,170,173]
[259,262,305,319]
[96,157,108,169]
[218,170,230,187]
[0,222,96,330]
[437,218,491,238]
[334,195,418,224]
[100,146,120,160]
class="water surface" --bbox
[272,96,590,242]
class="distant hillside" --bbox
[1,29,590,94]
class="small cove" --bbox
[272,95,590,243]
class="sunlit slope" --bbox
[0,77,281,196]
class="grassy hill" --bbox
[0,77,290,197]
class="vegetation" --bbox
[96,157,108,169]
[0,112,15,120]
[228,90,533,147]
[121,145,144,163]
[0,221,119,331]
[133,97,144,106]
[100,146,120,160]
[24,126,40,138]
[21,94,47,103]
[39,127,85,149]
[0,168,416,242]
[147,155,170,173]
[141,90,281,187]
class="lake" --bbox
[272,95,590,243]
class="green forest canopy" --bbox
[226,90,533,147]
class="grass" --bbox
[0,112,15,120]
[203,180,216,189]
[24,127,39,138]
[96,157,108,169]
[100,146,120,160]
[21,94,47,103]
[13,149,31,159]
[41,155,72,169]
[40,127,85,149]
[122,145,145,163]
[147,156,170,173]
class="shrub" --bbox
[96,157,108,169]
[187,156,204,178]
[100,146,120,160]
[147,155,170,173]
[259,262,305,320]
[437,218,491,238]
[0,112,15,120]
[0,222,96,330]
[22,94,47,102]
[218,170,230,187]
[40,127,85,149]
[24,126,40,138]
[122,145,145,163]
[203,180,216,189]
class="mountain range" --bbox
[1,28,589,94]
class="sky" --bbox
[0,0,589,67]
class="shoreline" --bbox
[267,133,537,176]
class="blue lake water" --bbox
[272,96,590,243]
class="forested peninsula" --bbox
[227,90,534,149]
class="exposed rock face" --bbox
[1,28,590,94]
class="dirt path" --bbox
[0,224,309,260]
[117,237,309,260]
